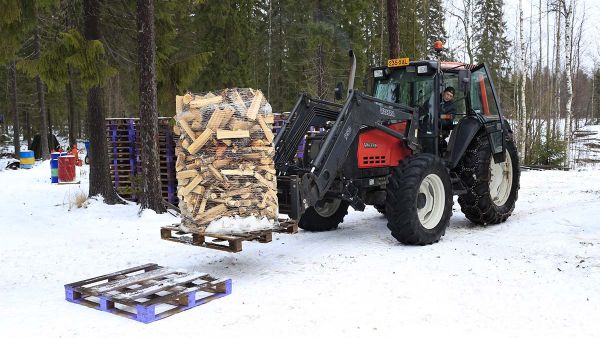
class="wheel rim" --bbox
[314,199,341,217]
[417,174,445,230]
[489,151,513,206]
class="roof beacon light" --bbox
[434,40,444,53]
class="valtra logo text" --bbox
[380,107,395,117]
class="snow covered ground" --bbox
[1,162,599,338]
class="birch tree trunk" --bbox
[518,0,527,160]
[545,0,551,144]
[563,0,573,166]
[463,0,474,64]
[137,0,165,213]
[539,0,543,141]
[553,9,561,137]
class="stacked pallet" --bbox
[174,88,278,234]
[106,118,178,204]
[106,119,139,201]
[272,112,287,135]
[142,119,178,204]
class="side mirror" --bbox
[458,69,471,93]
[334,82,344,101]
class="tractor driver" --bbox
[439,86,456,154]
[440,86,456,124]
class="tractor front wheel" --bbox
[298,199,349,232]
[385,154,453,245]
[456,131,520,225]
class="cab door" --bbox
[469,64,505,158]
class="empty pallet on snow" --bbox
[64,263,231,323]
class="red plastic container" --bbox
[58,155,76,182]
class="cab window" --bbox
[470,68,500,119]
[441,75,466,115]
[373,66,435,133]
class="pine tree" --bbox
[83,0,122,204]
[32,1,54,159]
[387,0,400,59]
[8,61,19,156]
[473,0,511,81]
[421,0,448,59]
[191,1,257,90]
[397,0,425,59]
[0,1,36,157]
[154,0,211,114]
[137,0,165,213]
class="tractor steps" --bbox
[450,172,467,195]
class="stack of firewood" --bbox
[173,88,279,234]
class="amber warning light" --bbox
[434,40,444,52]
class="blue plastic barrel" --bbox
[50,152,60,183]
[84,141,90,164]
[20,150,34,169]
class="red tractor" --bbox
[274,49,519,245]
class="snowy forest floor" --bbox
[1,159,600,337]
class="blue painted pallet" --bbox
[64,263,231,323]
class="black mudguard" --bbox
[445,116,483,169]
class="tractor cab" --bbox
[369,59,505,159]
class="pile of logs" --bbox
[174,88,279,234]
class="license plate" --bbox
[387,58,410,67]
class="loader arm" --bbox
[303,91,419,207]
[274,91,419,217]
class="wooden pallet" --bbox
[64,263,231,323]
[160,220,298,253]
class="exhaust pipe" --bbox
[347,50,356,95]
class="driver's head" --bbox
[443,86,455,102]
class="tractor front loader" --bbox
[274,47,520,245]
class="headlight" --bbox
[373,69,384,78]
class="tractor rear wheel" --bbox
[385,154,453,245]
[456,131,520,225]
[298,198,349,231]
